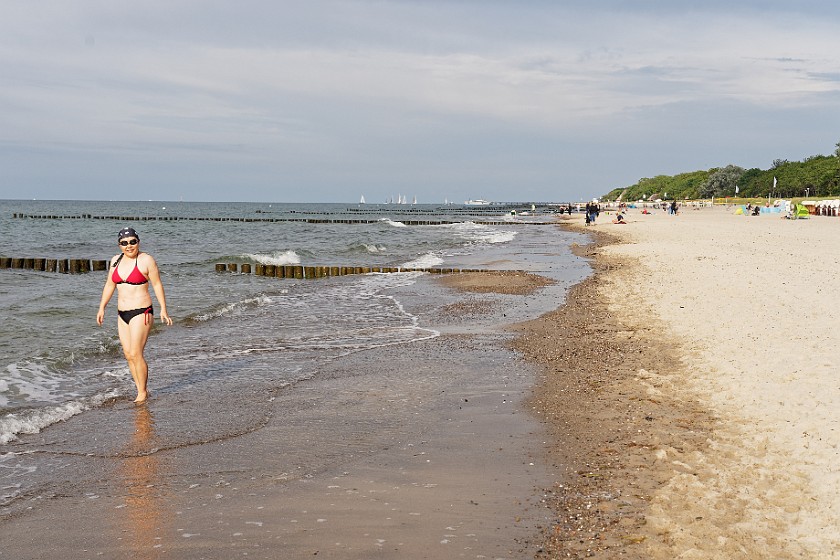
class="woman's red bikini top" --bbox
[112,255,148,285]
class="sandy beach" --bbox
[5,206,839,559]
[520,207,840,558]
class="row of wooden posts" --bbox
[12,213,552,226]
[0,257,507,278]
[0,257,107,273]
[216,263,500,278]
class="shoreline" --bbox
[1,264,579,558]
[510,222,714,557]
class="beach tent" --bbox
[793,204,810,219]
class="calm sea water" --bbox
[0,199,589,515]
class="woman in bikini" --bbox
[97,227,172,402]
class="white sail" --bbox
[360,195,366,204]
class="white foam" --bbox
[363,244,387,253]
[442,221,518,245]
[0,389,121,444]
[100,367,128,379]
[193,294,273,322]
[402,253,444,269]
[379,218,407,228]
[243,250,301,266]
[2,362,64,405]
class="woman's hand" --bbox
[96,309,105,326]
[160,312,173,326]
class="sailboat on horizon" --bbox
[360,195,366,204]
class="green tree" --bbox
[600,141,840,200]
[699,165,745,198]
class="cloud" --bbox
[1,1,839,201]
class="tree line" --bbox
[604,141,840,201]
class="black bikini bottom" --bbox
[118,305,154,325]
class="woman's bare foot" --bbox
[134,392,149,403]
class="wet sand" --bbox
[509,227,708,558]
[0,270,573,559]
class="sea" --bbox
[0,199,590,522]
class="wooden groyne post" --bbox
[11,213,554,227]
[214,263,506,278]
[1,258,108,274]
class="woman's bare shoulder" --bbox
[138,252,159,267]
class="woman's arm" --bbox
[145,254,173,325]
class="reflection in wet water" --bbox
[118,404,164,558]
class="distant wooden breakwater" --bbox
[215,263,517,278]
[0,257,517,278]
[11,213,554,226]
[0,257,106,274]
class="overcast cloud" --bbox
[1,1,839,203]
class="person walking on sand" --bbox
[96,227,172,403]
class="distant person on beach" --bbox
[96,227,172,403]
[585,202,598,224]
[612,213,626,224]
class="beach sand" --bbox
[519,207,840,558]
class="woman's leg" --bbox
[117,313,154,402]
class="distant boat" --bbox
[360,195,366,204]
[464,199,492,206]
[412,196,417,205]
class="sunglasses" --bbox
[119,239,139,247]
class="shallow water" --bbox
[0,199,590,518]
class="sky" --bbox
[1,1,839,203]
